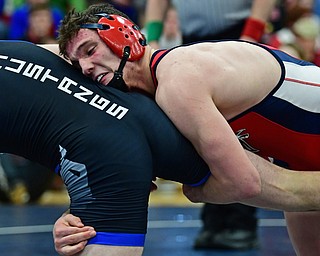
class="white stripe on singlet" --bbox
[274,61,320,113]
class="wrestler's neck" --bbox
[124,46,156,96]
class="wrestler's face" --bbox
[66,29,119,86]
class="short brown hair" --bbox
[58,3,130,59]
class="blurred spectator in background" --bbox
[8,0,63,40]
[158,4,182,49]
[314,0,320,16]
[50,0,87,13]
[24,3,57,43]
[0,154,55,205]
[13,0,86,13]
[144,0,277,251]
[88,0,141,26]
[269,14,320,64]
[145,0,277,47]
[0,0,9,38]
[267,0,320,65]
[284,0,314,27]
[292,15,320,64]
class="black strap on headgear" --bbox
[107,46,131,92]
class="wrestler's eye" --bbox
[87,46,95,56]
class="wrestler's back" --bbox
[0,41,208,184]
[155,40,282,120]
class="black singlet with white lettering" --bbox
[0,41,209,246]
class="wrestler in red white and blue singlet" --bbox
[150,41,320,171]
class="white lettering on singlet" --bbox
[89,94,110,110]
[58,77,77,94]
[74,86,94,102]
[4,58,25,73]
[23,63,45,79]
[0,55,8,68]
[106,104,128,119]
[0,55,129,120]
[41,69,59,83]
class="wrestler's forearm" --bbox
[184,151,320,212]
[250,0,277,22]
[145,0,169,24]
[242,151,320,212]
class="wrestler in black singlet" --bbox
[0,41,209,246]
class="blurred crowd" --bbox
[0,0,318,62]
[0,0,146,43]
[262,0,320,65]
[146,0,320,66]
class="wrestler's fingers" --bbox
[56,229,95,245]
[54,228,96,254]
[54,226,95,239]
[62,214,84,228]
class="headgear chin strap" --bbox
[107,46,130,92]
[80,13,146,61]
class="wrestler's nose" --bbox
[79,58,94,77]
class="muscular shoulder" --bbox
[155,41,281,118]
[155,42,235,106]
[156,44,220,92]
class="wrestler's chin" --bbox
[101,74,113,86]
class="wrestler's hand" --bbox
[183,174,239,205]
[53,213,96,256]
[182,175,214,203]
[182,183,204,203]
[151,177,158,192]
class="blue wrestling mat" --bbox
[0,205,295,256]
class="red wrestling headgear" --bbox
[80,13,146,61]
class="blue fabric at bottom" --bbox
[87,232,145,246]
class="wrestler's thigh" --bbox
[58,138,153,239]
[285,211,320,256]
[79,244,143,256]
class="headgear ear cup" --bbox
[80,14,146,61]
[81,14,146,61]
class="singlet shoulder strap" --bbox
[149,49,168,88]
